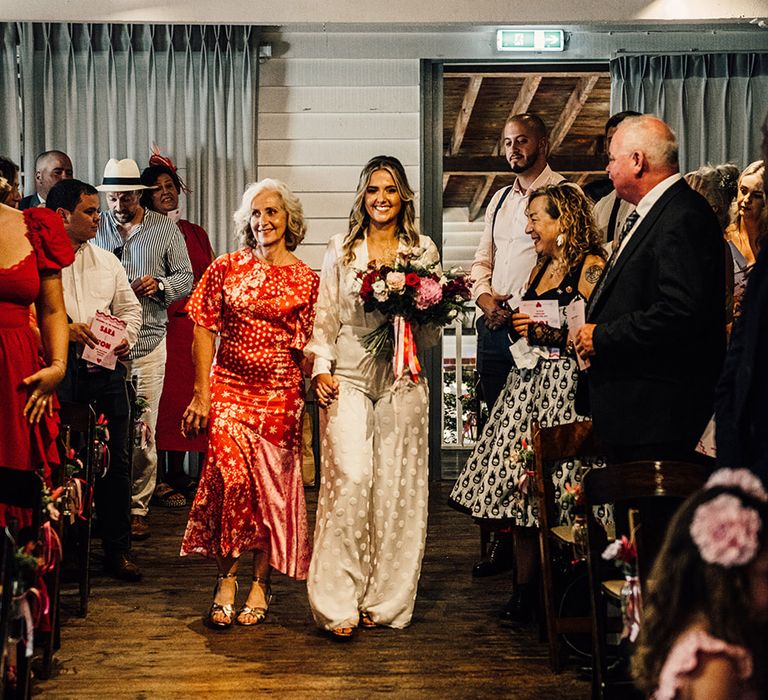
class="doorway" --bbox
[422,61,611,480]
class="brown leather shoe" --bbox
[105,552,143,582]
[130,515,150,541]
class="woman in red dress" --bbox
[180,179,319,629]
[141,153,215,507]
[0,186,73,527]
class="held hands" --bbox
[313,373,339,409]
[181,391,211,438]
[477,293,511,331]
[22,362,65,424]
[131,275,160,298]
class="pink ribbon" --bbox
[392,316,421,383]
[621,575,643,642]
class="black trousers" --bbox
[59,360,132,558]
[476,316,514,414]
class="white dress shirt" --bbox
[613,173,683,261]
[61,242,143,350]
[471,164,565,307]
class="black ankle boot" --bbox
[500,584,535,626]
[472,535,513,578]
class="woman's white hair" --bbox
[233,178,307,251]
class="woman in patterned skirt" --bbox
[450,183,605,624]
[180,179,319,628]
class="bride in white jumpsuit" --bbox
[305,156,440,637]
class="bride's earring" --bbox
[556,234,565,248]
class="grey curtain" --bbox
[610,53,768,173]
[1,23,259,253]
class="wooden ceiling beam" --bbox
[448,76,483,156]
[446,71,605,80]
[491,75,542,156]
[468,175,496,222]
[445,154,607,173]
[548,75,600,153]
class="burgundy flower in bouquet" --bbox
[355,247,472,382]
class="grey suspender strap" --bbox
[490,185,515,270]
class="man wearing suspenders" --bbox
[468,113,564,577]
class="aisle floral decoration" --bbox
[602,535,642,642]
[94,413,111,478]
[354,247,472,383]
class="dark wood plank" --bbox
[41,484,590,698]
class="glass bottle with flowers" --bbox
[602,535,642,642]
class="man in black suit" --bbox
[19,149,73,209]
[715,112,768,483]
[574,115,726,463]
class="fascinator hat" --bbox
[140,144,190,194]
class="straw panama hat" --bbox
[96,158,156,192]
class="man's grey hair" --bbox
[618,115,679,170]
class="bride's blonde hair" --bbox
[341,155,420,266]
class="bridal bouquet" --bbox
[355,247,472,382]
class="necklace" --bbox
[367,233,399,265]
[547,257,567,277]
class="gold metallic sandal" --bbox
[236,576,272,626]
[359,611,377,629]
[208,573,238,629]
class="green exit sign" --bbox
[496,29,565,52]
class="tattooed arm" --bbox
[578,254,606,302]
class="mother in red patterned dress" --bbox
[180,179,319,629]
[0,182,73,528]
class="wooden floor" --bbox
[37,483,589,699]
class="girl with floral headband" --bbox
[633,469,768,699]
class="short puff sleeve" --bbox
[289,265,320,352]
[652,630,753,700]
[24,208,75,273]
[186,252,230,333]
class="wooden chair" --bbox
[0,467,43,699]
[583,460,711,699]
[57,401,97,619]
[532,418,603,673]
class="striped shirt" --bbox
[95,208,193,359]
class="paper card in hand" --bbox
[80,310,128,370]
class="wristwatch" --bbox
[156,279,165,293]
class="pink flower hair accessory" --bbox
[690,493,762,567]
[705,468,768,502]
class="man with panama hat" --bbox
[94,157,193,540]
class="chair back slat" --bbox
[583,460,710,507]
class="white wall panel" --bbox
[293,244,327,270]
[295,192,358,218]
[259,139,419,166]
[258,113,420,140]
[259,58,420,88]
[260,86,420,114]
